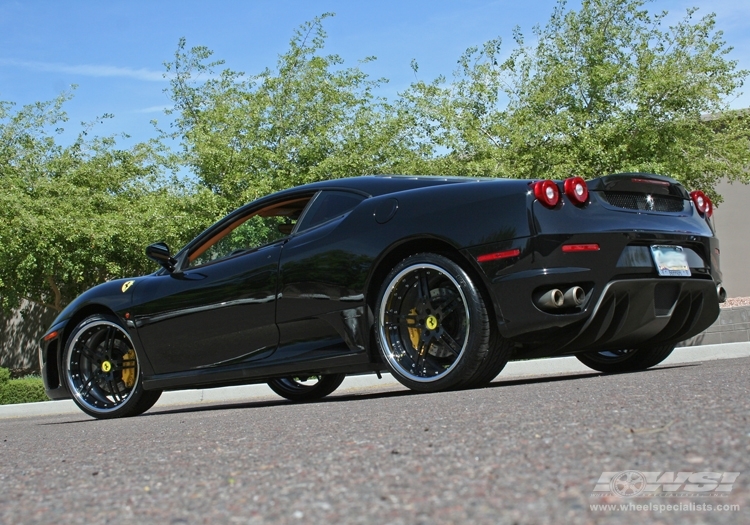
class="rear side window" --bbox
[296,191,365,232]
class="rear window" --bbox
[296,191,365,232]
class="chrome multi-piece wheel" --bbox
[576,344,676,373]
[267,374,346,401]
[376,253,491,392]
[64,314,161,419]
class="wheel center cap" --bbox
[425,315,438,330]
[101,361,112,373]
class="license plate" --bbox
[650,245,691,277]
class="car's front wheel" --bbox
[267,374,346,401]
[375,253,491,392]
[63,314,162,419]
[575,344,676,374]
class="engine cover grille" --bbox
[601,192,686,212]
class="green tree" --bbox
[162,14,427,211]
[401,0,750,201]
[0,94,220,313]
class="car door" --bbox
[132,195,314,374]
[275,190,370,361]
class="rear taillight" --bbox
[690,190,713,218]
[563,177,588,206]
[533,180,560,208]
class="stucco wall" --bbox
[714,180,750,298]
[0,301,56,372]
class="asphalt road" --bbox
[1,357,748,525]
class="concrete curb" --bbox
[2,341,748,419]
[679,305,750,346]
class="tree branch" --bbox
[47,275,63,312]
[480,126,503,149]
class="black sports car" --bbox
[40,173,725,418]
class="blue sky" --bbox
[1,0,748,146]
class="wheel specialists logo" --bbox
[610,470,647,497]
[592,471,740,498]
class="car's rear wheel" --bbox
[376,253,490,392]
[462,330,513,388]
[63,314,162,419]
[267,374,346,401]
[575,344,676,374]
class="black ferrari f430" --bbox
[40,173,725,418]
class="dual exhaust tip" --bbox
[537,286,585,310]
[537,284,727,310]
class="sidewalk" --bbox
[2,342,748,419]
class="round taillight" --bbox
[533,180,560,208]
[690,190,713,218]
[563,177,588,206]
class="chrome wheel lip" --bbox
[65,320,139,415]
[378,263,470,383]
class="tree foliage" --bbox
[401,0,750,201]
[162,13,426,212]
[0,94,219,313]
[1,1,748,315]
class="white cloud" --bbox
[134,105,172,113]
[0,58,170,81]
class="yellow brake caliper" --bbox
[407,308,421,349]
[121,349,136,388]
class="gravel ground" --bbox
[721,297,750,308]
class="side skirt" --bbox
[142,351,376,391]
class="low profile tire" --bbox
[267,374,346,401]
[375,253,491,392]
[462,331,513,389]
[63,314,162,419]
[575,344,676,374]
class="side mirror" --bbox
[146,242,177,273]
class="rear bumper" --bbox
[489,273,719,358]
[469,230,721,356]
[556,277,718,353]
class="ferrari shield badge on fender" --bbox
[121,280,135,293]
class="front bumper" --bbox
[39,320,71,400]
